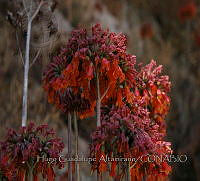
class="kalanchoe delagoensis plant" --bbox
[43,24,172,180]
[42,23,137,180]
[136,60,171,134]
[0,122,64,181]
[43,23,137,124]
[0,152,15,181]
[90,60,172,180]
[90,105,172,180]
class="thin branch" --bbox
[16,31,24,65]
[68,113,73,181]
[30,0,44,22]
[22,0,28,16]
[31,34,60,48]
[30,49,41,68]
[30,0,33,18]
[74,111,80,181]
[126,162,130,181]
[100,84,110,101]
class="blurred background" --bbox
[0,0,200,180]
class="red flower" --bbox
[0,122,64,181]
[178,1,197,22]
[140,23,153,39]
[90,59,172,180]
[43,24,137,118]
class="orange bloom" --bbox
[178,1,197,22]
[140,23,153,39]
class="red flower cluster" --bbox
[140,23,153,39]
[0,152,15,180]
[43,24,137,118]
[136,60,171,134]
[178,1,197,22]
[0,122,64,181]
[43,24,172,180]
[90,60,172,180]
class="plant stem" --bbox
[29,168,33,181]
[97,172,100,181]
[22,19,32,127]
[96,71,101,180]
[96,72,101,127]
[126,163,130,181]
[74,111,80,181]
[143,176,147,181]
[68,112,73,181]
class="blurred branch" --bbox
[100,84,110,101]
[15,31,24,65]
[30,0,44,22]
[22,0,28,15]
[31,34,60,48]
[30,49,41,68]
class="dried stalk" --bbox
[68,112,73,181]
[21,0,44,127]
[126,163,130,181]
[96,71,101,127]
[96,71,101,180]
[74,111,80,181]
[21,19,31,127]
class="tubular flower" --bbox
[90,105,172,181]
[42,23,172,180]
[43,24,137,118]
[90,60,172,180]
[136,60,171,134]
[42,53,94,118]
